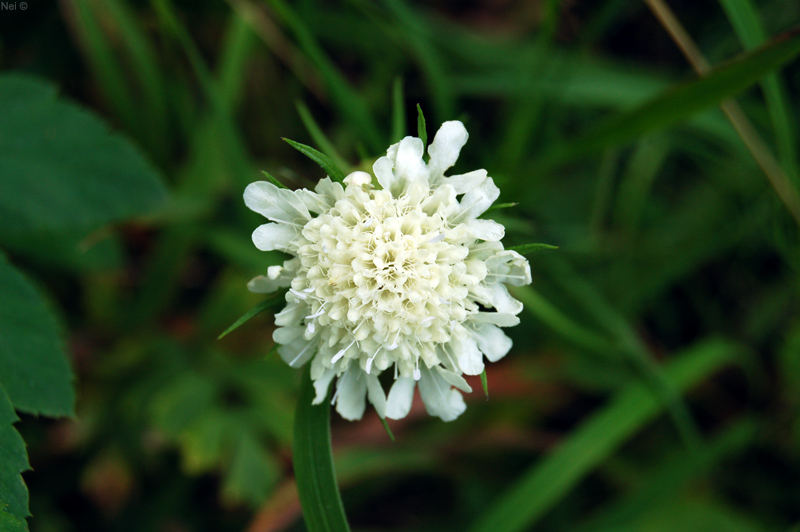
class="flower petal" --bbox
[453,334,484,375]
[373,156,395,191]
[244,181,312,226]
[436,366,472,393]
[365,373,387,418]
[252,223,299,252]
[466,219,505,241]
[334,366,367,421]
[418,366,466,422]
[312,367,336,404]
[428,121,468,179]
[486,250,532,286]
[471,282,524,315]
[445,169,487,194]
[470,312,521,327]
[472,323,513,362]
[277,337,316,368]
[454,177,500,222]
[385,376,416,420]
[392,136,429,192]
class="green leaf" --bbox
[295,101,349,172]
[0,74,168,239]
[293,366,351,532]
[480,370,489,399]
[417,104,427,146]
[378,415,395,442]
[538,26,800,170]
[222,431,280,508]
[283,138,347,183]
[508,243,559,255]
[260,170,289,190]
[217,295,281,340]
[0,387,29,524]
[484,202,518,214]
[468,338,738,532]
[0,506,28,532]
[0,253,74,417]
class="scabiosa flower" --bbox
[244,121,531,421]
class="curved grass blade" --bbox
[467,338,738,532]
[293,366,352,532]
[261,170,289,190]
[508,243,558,255]
[537,25,800,171]
[295,101,349,172]
[217,295,279,340]
[284,138,346,183]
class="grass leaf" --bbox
[293,366,352,532]
[218,295,280,340]
[284,138,347,183]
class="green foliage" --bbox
[0,74,167,238]
[293,367,351,532]
[284,138,347,183]
[0,253,74,417]
[2,2,800,532]
[0,388,29,523]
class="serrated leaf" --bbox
[0,73,168,239]
[293,366,351,532]
[0,253,74,417]
[283,138,346,183]
[508,243,558,255]
[0,506,28,532]
[0,388,30,523]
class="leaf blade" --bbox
[284,138,347,183]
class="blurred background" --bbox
[1,0,800,531]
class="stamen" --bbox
[413,358,421,381]
[366,347,381,374]
[289,288,308,300]
[307,322,315,334]
[289,341,314,367]
[331,339,356,363]
[439,297,451,305]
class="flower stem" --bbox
[292,366,352,532]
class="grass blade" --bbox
[468,338,739,532]
[508,243,558,255]
[295,101,349,171]
[217,295,279,340]
[293,366,352,532]
[537,26,800,170]
[284,138,347,183]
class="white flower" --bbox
[244,121,531,421]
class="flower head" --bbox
[244,121,531,421]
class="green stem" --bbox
[293,366,352,532]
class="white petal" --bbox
[313,177,345,204]
[470,312,520,327]
[472,323,513,362]
[392,136,429,192]
[247,273,289,293]
[344,171,372,187]
[471,283,524,315]
[373,156,395,191]
[466,219,505,241]
[365,374,387,418]
[444,169,487,194]
[252,223,299,252]
[334,366,367,421]
[486,250,532,286]
[385,376,415,420]
[418,366,466,422]
[454,177,500,222]
[436,366,472,393]
[274,301,305,326]
[453,335,484,375]
[277,338,316,368]
[312,367,336,404]
[244,181,312,225]
[273,325,305,345]
[428,121,468,179]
